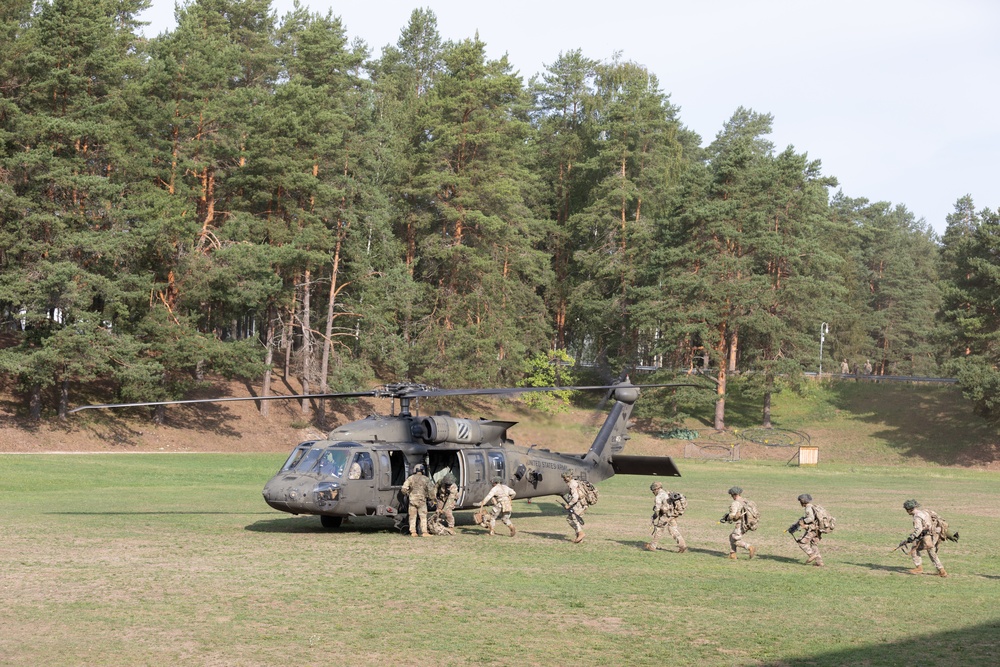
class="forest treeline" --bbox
[1,0,999,428]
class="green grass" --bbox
[2,454,999,666]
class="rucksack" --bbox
[664,492,687,518]
[741,499,760,531]
[578,480,599,506]
[813,504,836,534]
[928,510,959,542]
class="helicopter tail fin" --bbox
[583,382,640,466]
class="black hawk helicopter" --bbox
[72,378,703,530]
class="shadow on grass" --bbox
[521,531,574,542]
[844,560,919,575]
[245,516,394,533]
[46,510,270,516]
[825,383,1000,466]
[761,619,1000,667]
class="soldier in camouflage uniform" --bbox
[721,486,756,560]
[787,493,823,566]
[479,477,516,537]
[644,481,686,553]
[401,464,435,537]
[435,473,459,536]
[901,499,947,577]
[562,472,587,543]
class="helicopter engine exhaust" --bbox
[414,416,515,445]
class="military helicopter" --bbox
[72,378,703,530]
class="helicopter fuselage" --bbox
[261,383,680,528]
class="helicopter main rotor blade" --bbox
[399,382,711,398]
[67,391,379,414]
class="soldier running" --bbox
[562,472,587,543]
[721,486,756,560]
[478,477,516,537]
[788,493,823,566]
[645,481,686,553]
[900,499,947,577]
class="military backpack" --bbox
[664,492,687,518]
[812,504,836,534]
[578,480,599,506]
[741,499,760,531]
[928,510,959,542]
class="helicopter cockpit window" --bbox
[280,442,316,472]
[289,447,324,473]
[349,452,374,480]
[487,451,505,481]
[311,449,350,477]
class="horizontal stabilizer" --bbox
[610,455,681,477]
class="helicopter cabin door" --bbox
[347,451,377,512]
[459,450,505,505]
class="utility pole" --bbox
[818,322,829,376]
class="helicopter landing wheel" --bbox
[320,515,343,529]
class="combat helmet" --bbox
[727,486,743,496]
[413,463,426,474]
[491,476,502,484]
[903,499,920,511]
[443,473,456,485]
[650,481,663,491]
[797,493,813,503]
[561,472,573,481]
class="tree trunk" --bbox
[29,384,42,421]
[728,329,738,373]
[762,391,772,428]
[300,268,312,416]
[58,379,69,421]
[261,310,275,418]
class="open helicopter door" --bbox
[456,450,505,505]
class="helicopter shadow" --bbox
[517,500,566,517]
[46,510,267,516]
[245,517,391,534]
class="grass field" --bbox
[2,453,999,666]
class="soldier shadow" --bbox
[755,553,802,564]
[522,531,575,542]
[843,560,912,574]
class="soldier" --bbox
[478,477,516,537]
[863,359,873,375]
[840,359,850,374]
[400,463,434,537]
[721,486,757,560]
[900,499,947,577]
[435,473,459,536]
[644,481,686,553]
[562,472,587,544]
[787,493,823,566]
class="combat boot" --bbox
[813,560,824,567]
[748,545,757,559]
[908,565,923,574]
[805,554,818,564]
[643,543,657,552]
[728,552,738,560]
[509,525,516,537]
[677,546,687,553]
[488,529,495,536]
[572,531,585,543]
[445,528,456,536]
[410,532,418,538]
[937,569,948,578]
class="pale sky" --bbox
[138,0,999,235]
